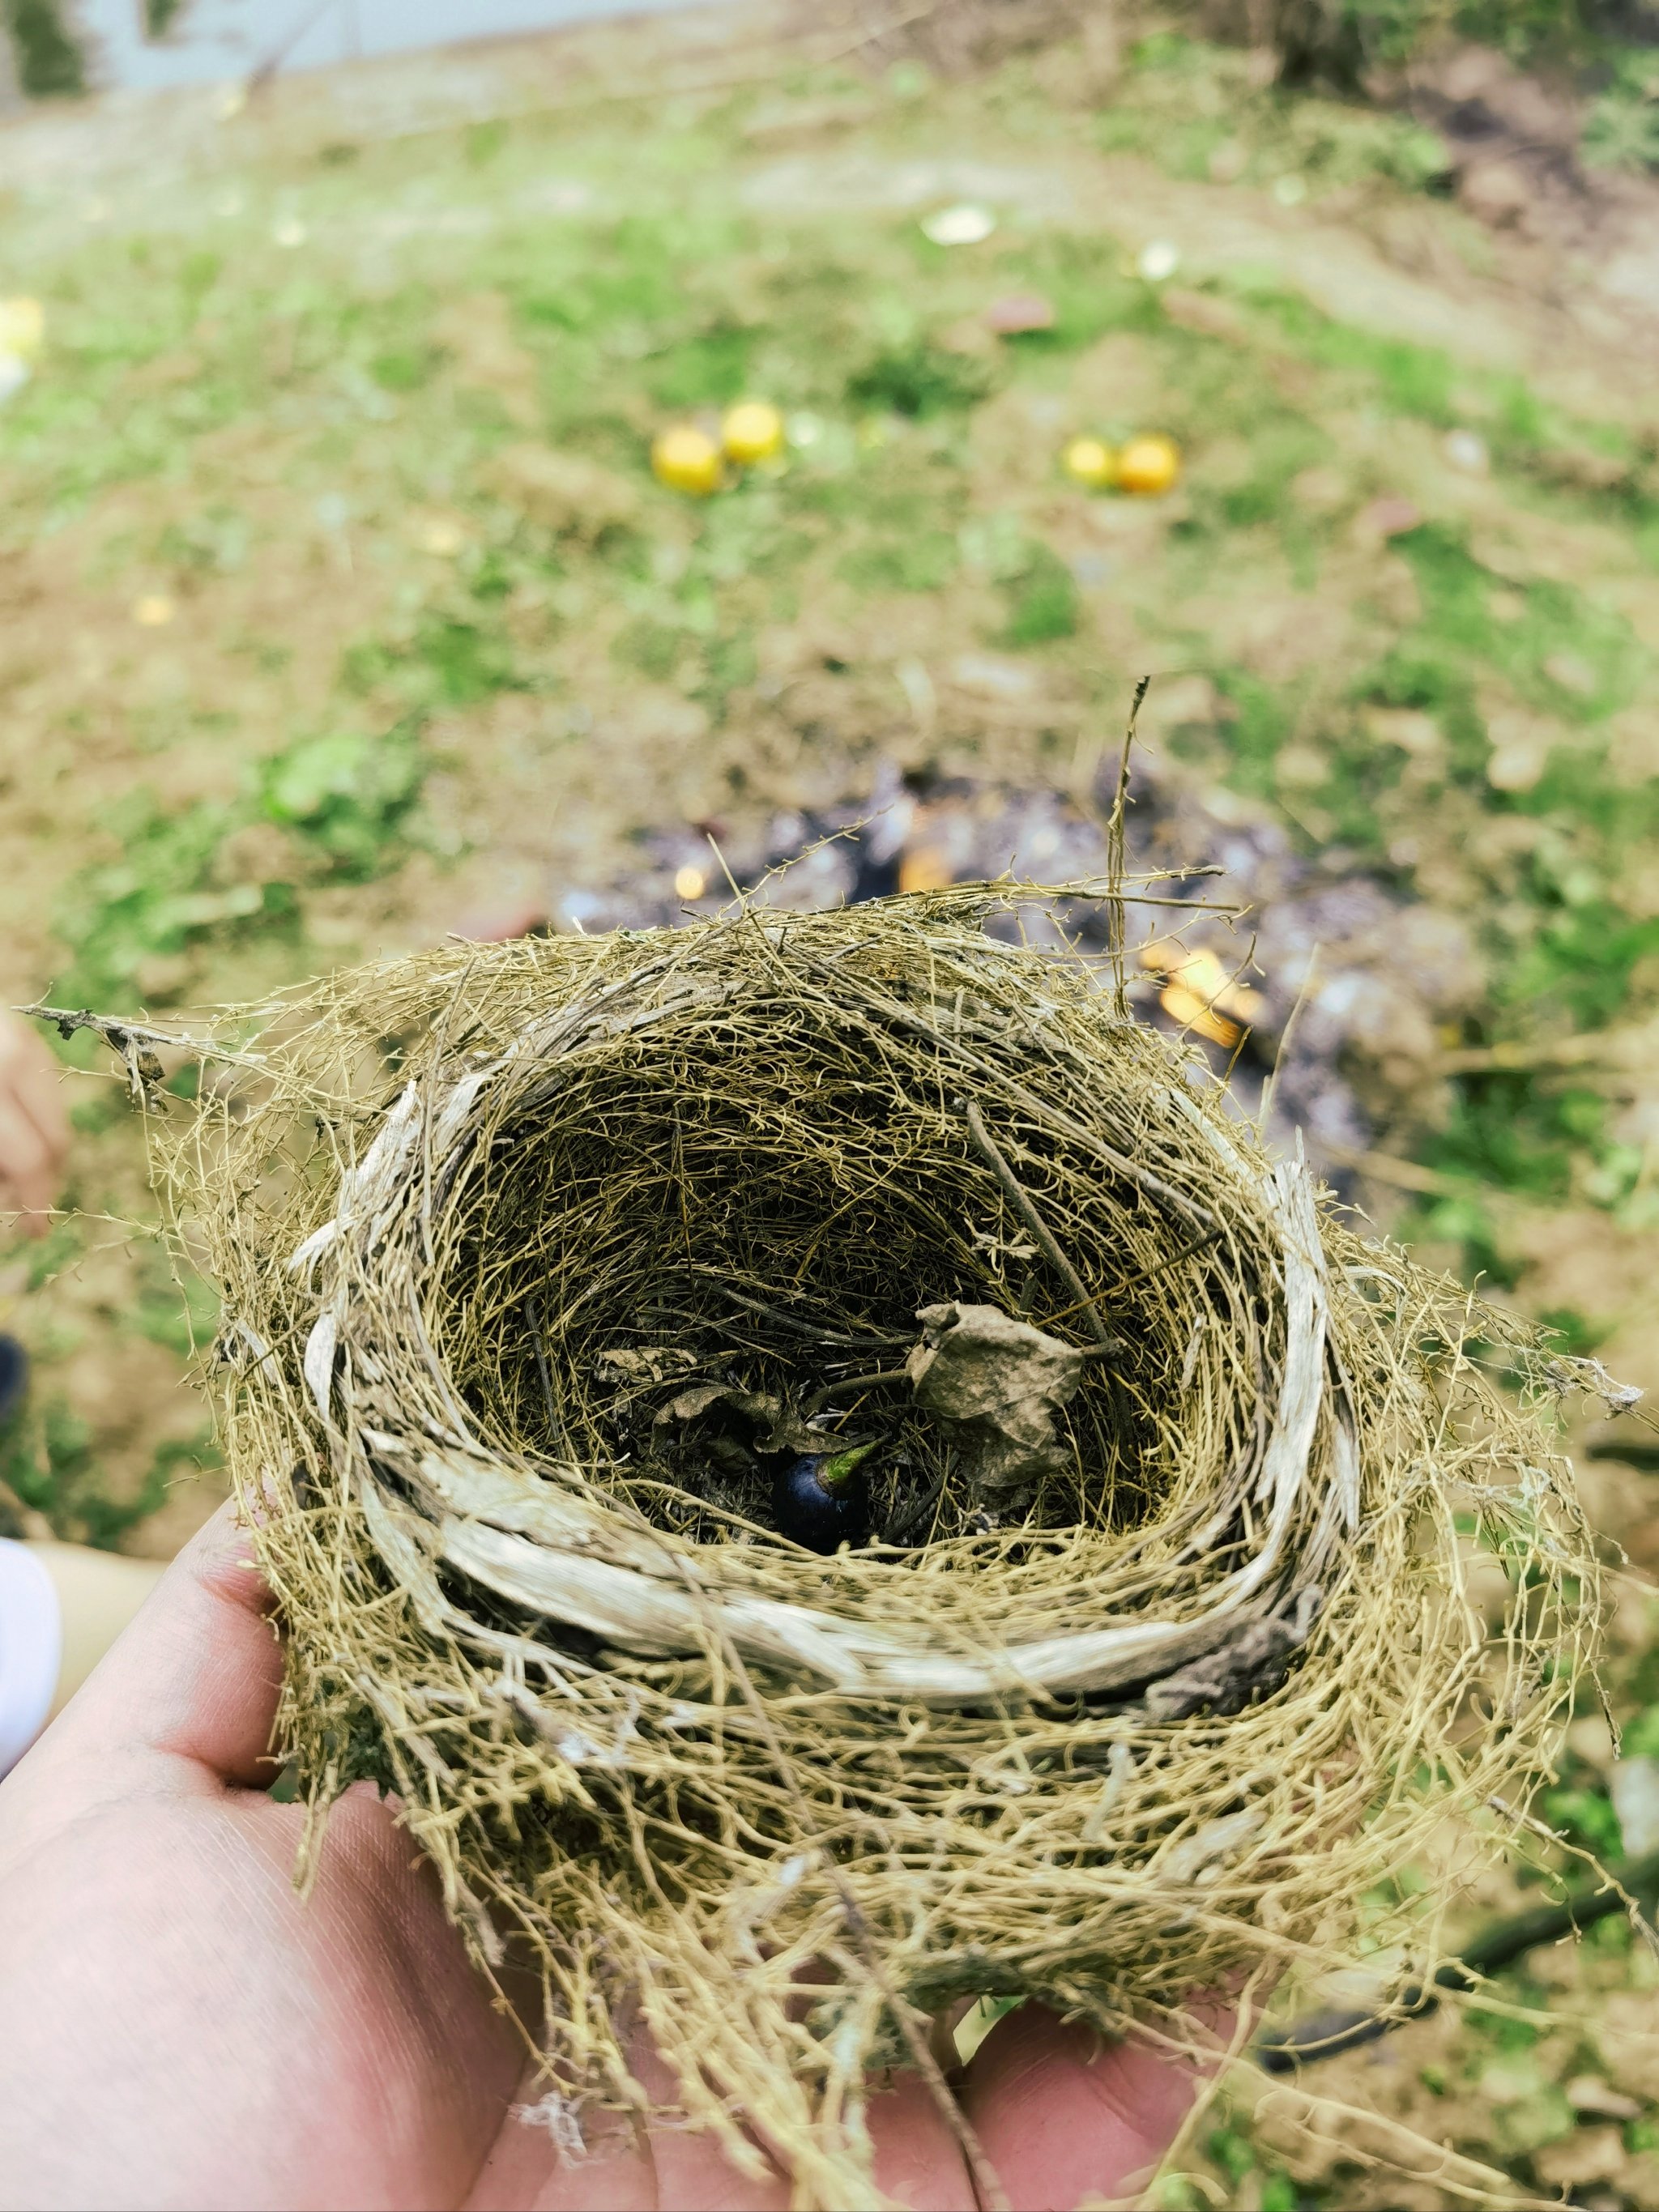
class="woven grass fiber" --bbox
[134,881,1597,2206]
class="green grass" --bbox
[51,715,427,1009]
[11,79,1648,1258]
[0,1404,215,1549]
[1001,541,1079,646]
[126,1244,220,1362]
[847,337,992,420]
[1247,289,1654,514]
[1585,49,1659,174]
[1114,13,1659,188]
[1392,526,1642,722]
[4,0,84,97]
[54,794,289,1010]
[1098,32,1450,195]
[259,722,429,870]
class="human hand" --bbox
[0,1011,69,1236]
[0,1505,1215,2211]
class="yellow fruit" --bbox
[1140,942,1265,1048]
[1062,435,1116,488]
[1159,981,1240,1050]
[898,846,954,894]
[1116,433,1182,497]
[720,399,784,466]
[416,518,465,556]
[0,297,44,358]
[651,424,723,496]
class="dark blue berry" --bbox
[773,1443,873,1554]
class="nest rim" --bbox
[282,901,1367,1710]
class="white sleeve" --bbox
[0,1538,62,1779]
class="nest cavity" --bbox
[160,888,1594,2208]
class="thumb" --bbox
[39,1498,283,1792]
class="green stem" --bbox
[816,1439,879,1495]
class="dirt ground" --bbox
[1,2,1657,2201]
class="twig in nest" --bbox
[701,1272,913,1351]
[1102,1223,1228,1302]
[1257,1846,1659,2070]
[1102,676,1149,1008]
[801,1367,912,1418]
[524,1294,562,1442]
[23,1004,170,1100]
[883,1466,949,1545]
[963,1099,1111,1346]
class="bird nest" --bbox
[112,885,1597,2206]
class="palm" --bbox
[0,1541,517,2210]
[0,1509,1206,2212]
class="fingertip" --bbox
[963,2006,1211,2212]
[48,1498,284,1790]
[177,1495,275,1615]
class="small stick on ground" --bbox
[1259,1845,1659,2070]
[1259,942,1320,1136]
[964,1099,1112,1347]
